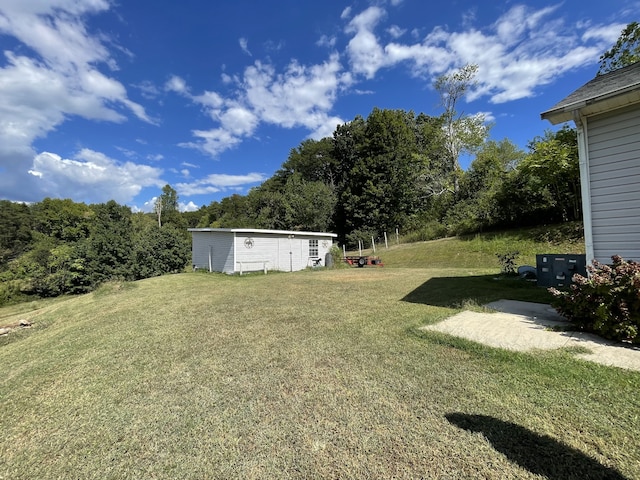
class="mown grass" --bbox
[359,222,585,269]
[1,261,638,478]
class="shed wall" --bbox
[191,231,234,273]
[587,104,640,262]
[235,234,333,272]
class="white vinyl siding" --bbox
[587,104,640,262]
[189,229,335,273]
[191,231,234,273]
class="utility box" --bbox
[536,254,587,288]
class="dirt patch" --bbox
[0,319,33,336]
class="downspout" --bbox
[573,112,594,264]
[233,232,237,274]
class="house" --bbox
[188,228,337,274]
[541,62,640,263]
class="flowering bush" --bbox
[549,255,640,344]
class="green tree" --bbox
[0,200,32,267]
[517,126,581,223]
[334,108,423,244]
[215,194,254,228]
[598,22,640,75]
[132,225,190,279]
[84,200,135,286]
[445,139,525,233]
[278,138,338,187]
[154,184,182,228]
[31,198,92,242]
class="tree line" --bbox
[0,190,194,305]
[195,111,580,247]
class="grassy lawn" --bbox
[1,231,637,479]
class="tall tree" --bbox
[434,64,488,192]
[278,138,338,188]
[334,108,423,244]
[154,184,180,227]
[598,22,640,75]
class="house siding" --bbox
[587,104,640,262]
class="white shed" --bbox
[541,62,640,263]
[188,228,338,274]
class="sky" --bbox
[0,0,636,212]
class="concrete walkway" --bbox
[422,300,640,372]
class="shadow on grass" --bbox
[402,274,552,308]
[446,413,626,480]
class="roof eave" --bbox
[541,84,640,125]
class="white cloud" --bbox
[176,172,266,196]
[581,23,627,43]
[179,201,199,212]
[239,37,252,56]
[0,0,154,202]
[26,149,164,204]
[174,53,348,157]
[317,34,337,48]
[132,80,160,99]
[342,4,623,104]
[387,25,406,39]
[165,75,189,94]
[345,6,388,78]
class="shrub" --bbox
[549,255,640,344]
[402,221,448,243]
[328,245,347,268]
[496,251,519,275]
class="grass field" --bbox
[1,230,638,479]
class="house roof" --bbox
[541,62,640,124]
[188,228,338,238]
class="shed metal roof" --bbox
[541,62,640,124]
[188,228,338,238]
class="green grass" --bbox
[358,222,585,269]
[2,228,637,479]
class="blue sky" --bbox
[0,0,636,212]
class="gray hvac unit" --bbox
[536,254,587,288]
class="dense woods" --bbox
[0,106,581,306]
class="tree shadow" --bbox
[402,275,552,308]
[446,413,627,479]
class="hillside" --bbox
[352,222,585,269]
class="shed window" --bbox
[309,239,318,257]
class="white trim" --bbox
[188,227,337,238]
[574,112,595,264]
